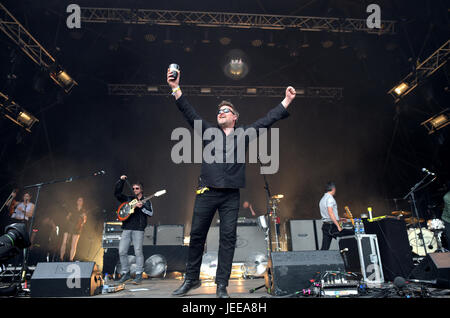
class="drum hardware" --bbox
[407,228,438,256]
[391,211,412,217]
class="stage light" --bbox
[144,254,167,277]
[0,92,39,132]
[144,33,156,42]
[200,87,211,94]
[49,68,78,93]
[393,82,409,96]
[266,32,276,47]
[219,36,231,46]
[421,108,450,134]
[201,30,211,44]
[251,39,263,47]
[223,49,249,80]
[321,39,334,48]
[246,88,257,94]
[147,86,158,92]
[163,29,173,44]
[200,252,218,278]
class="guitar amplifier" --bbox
[143,225,155,246]
[103,222,123,234]
[102,234,121,248]
[155,225,184,245]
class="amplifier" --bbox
[102,234,122,249]
[287,220,317,251]
[338,234,384,285]
[206,223,266,262]
[103,222,123,233]
[155,225,184,245]
[143,225,155,245]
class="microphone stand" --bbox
[402,173,435,259]
[249,159,275,294]
[16,171,105,289]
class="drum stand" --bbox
[403,174,435,258]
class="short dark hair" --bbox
[133,182,144,190]
[218,100,239,119]
[325,182,336,192]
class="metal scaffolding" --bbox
[81,7,396,34]
[108,84,343,99]
[388,39,450,102]
[0,92,39,132]
[0,3,55,68]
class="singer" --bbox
[10,192,35,228]
[167,67,296,298]
[59,197,87,262]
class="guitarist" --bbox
[114,175,153,285]
[319,182,353,250]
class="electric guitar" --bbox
[116,190,166,221]
[344,206,355,227]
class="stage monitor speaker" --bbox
[410,252,450,288]
[268,250,345,296]
[288,220,316,251]
[363,218,413,281]
[155,225,184,245]
[314,220,339,250]
[206,224,266,262]
[143,225,155,245]
[30,262,102,297]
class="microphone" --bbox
[422,168,435,176]
[393,276,406,289]
[94,170,106,176]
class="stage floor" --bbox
[93,277,268,298]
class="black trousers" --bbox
[185,188,240,286]
[321,223,354,250]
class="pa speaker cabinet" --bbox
[288,220,317,251]
[338,234,384,285]
[30,262,102,297]
[155,225,184,245]
[268,250,345,296]
[143,225,155,245]
[410,252,450,288]
[206,224,266,262]
[315,220,339,250]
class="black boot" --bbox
[216,284,230,298]
[172,279,201,296]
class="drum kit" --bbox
[390,210,447,256]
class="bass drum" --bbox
[407,228,437,256]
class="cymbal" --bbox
[391,210,411,216]
[405,217,425,224]
[271,194,284,199]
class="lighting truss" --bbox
[388,39,450,102]
[0,3,55,68]
[108,84,343,99]
[0,92,39,132]
[81,7,396,34]
[0,3,77,92]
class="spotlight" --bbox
[201,30,211,44]
[266,33,276,47]
[0,92,39,132]
[0,223,31,264]
[163,29,173,44]
[223,49,249,80]
[251,39,263,47]
[393,82,409,96]
[49,66,78,93]
[144,33,156,42]
[144,254,167,277]
[421,108,450,134]
[321,39,334,48]
[200,252,218,278]
[200,87,211,94]
[147,86,158,92]
[219,36,232,46]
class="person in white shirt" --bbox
[319,182,352,250]
[10,192,35,226]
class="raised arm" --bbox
[247,86,296,130]
[114,175,129,203]
[167,68,212,130]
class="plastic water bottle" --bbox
[102,273,109,294]
[354,219,360,234]
[359,219,365,234]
